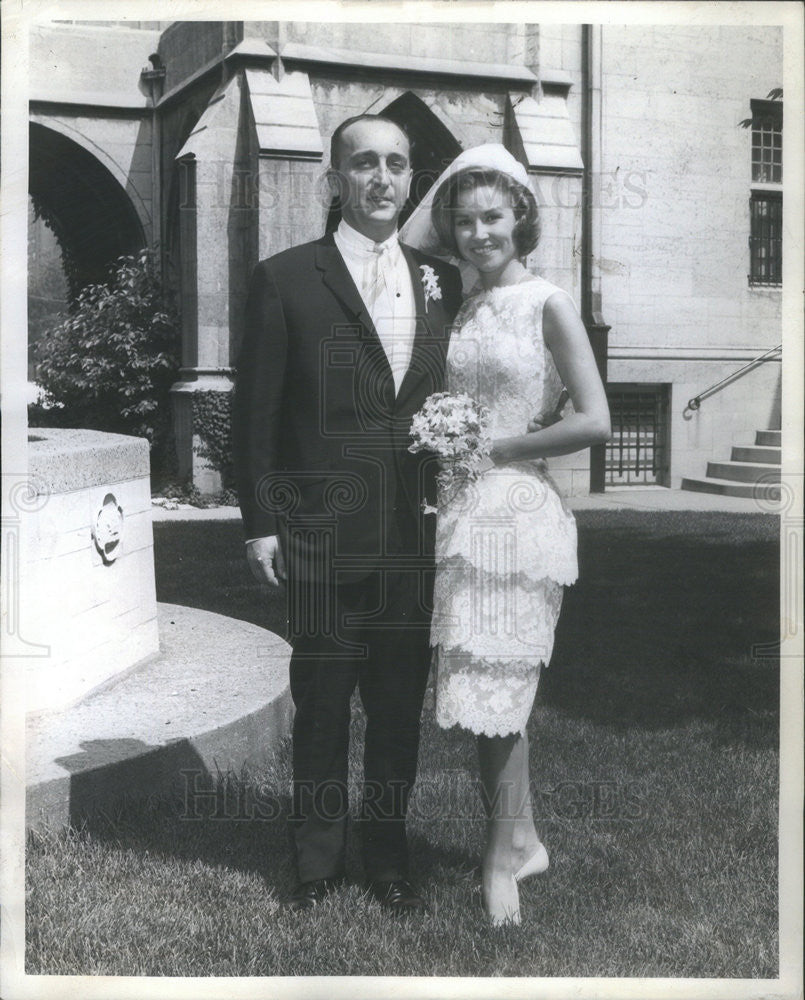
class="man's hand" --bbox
[245,535,286,587]
[527,389,569,433]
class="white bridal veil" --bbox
[398,143,532,290]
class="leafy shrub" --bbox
[32,249,181,473]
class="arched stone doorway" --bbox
[325,92,462,233]
[28,122,146,374]
[381,92,463,228]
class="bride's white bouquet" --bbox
[409,392,492,508]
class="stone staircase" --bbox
[681,430,781,500]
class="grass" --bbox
[26,510,780,978]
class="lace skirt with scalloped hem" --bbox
[430,466,576,736]
[434,648,545,737]
[434,466,579,589]
[430,560,566,658]
[430,571,564,737]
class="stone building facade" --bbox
[28,19,783,495]
[595,25,783,490]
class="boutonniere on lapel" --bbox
[420,265,442,308]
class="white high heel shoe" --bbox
[513,842,549,882]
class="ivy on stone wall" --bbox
[192,388,235,488]
[29,191,83,304]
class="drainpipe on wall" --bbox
[581,24,610,493]
[141,54,166,276]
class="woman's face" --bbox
[453,183,519,281]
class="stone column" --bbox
[170,50,325,492]
[170,68,257,492]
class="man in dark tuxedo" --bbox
[233,115,462,913]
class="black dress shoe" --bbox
[366,879,426,914]
[283,878,343,911]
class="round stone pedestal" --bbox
[24,428,159,713]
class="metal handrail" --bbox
[687,344,782,411]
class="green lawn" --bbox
[26,511,780,978]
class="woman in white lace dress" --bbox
[402,146,610,926]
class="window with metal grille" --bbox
[750,192,782,286]
[605,385,670,487]
[748,98,782,287]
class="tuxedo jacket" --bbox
[233,232,463,582]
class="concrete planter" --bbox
[25,428,159,714]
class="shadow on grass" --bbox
[153,520,288,634]
[545,510,779,744]
[154,510,780,744]
[55,747,479,904]
[147,507,779,882]
[56,758,300,898]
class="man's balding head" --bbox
[330,114,410,170]
[327,115,412,241]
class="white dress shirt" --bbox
[333,219,417,395]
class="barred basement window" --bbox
[749,192,782,287]
[605,385,670,487]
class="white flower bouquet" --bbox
[409,392,492,508]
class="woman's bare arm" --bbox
[490,291,611,464]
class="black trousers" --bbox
[287,565,433,883]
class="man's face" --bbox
[332,120,412,240]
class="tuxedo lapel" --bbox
[401,244,434,340]
[313,237,447,417]
[314,236,394,371]
[313,235,399,427]
[314,236,372,326]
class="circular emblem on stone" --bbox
[93,493,124,563]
